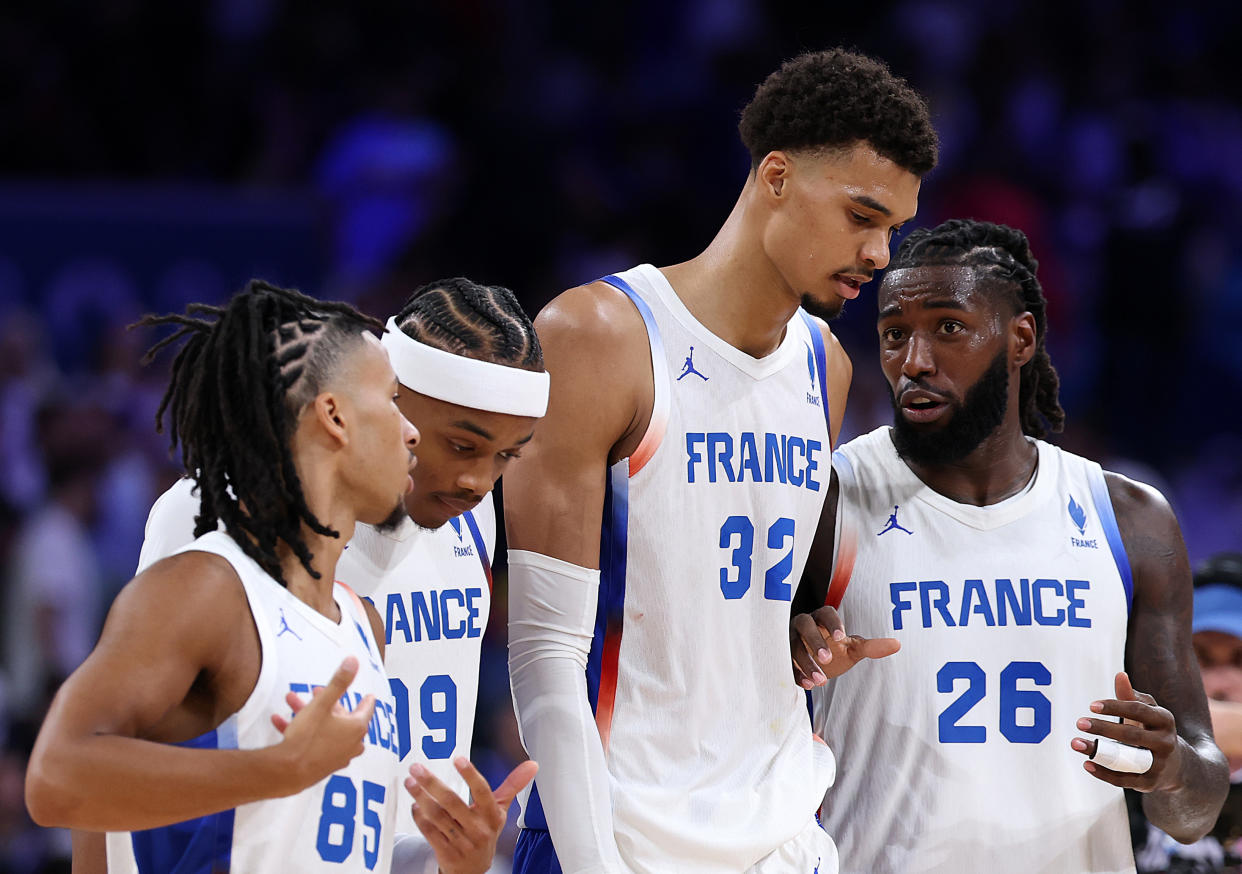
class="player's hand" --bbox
[1071,671,1183,792]
[405,757,538,874]
[269,656,376,792]
[790,605,901,689]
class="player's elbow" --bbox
[25,747,82,827]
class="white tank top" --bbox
[106,530,402,873]
[813,427,1135,874]
[520,264,837,872]
[337,497,494,839]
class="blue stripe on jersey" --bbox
[600,274,652,326]
[461,509,491,577]
[1086,464,1134,612]
[131,717,238,873]
[800,311,832,433]
[588,459,630,712]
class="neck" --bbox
[660,183,802,359]
[279,519,353,620]
[901,418,1039,507]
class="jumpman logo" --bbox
[277,609,302,640]
[877,504,914,536]
[677,346,708,381]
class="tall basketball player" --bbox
[92,278,546,874]
[796,220,1228,873]
[25,281,420,871]
[503,49,938,873]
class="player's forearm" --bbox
[27,733,302,831]
[508,550,625,873]
[1141,735,1229,843]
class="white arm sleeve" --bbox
[507,549,626,874]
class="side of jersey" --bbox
[813,427,1136,874]
[338,497,494,842]
[520,263,838,873]
[108,530,402,873]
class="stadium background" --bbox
[0,1,1239,869]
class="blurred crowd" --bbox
[0,0,1239,870]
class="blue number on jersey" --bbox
[420,674,458,759]
[718,516,796,602]
[938,660,1053,744]
[316,776,386,869]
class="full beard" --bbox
[890,351,1010,466]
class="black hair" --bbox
[738,48,938,175]
[888,218,1066,439]
[393,276,543,372]
[136,279,384,586]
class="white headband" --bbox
[381,318,550,417]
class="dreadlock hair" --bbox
[888,219,1066,439]
[135,279,384,587]
[392,276,543,372]
[738,48,938,176]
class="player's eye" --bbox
[881,327,904,342]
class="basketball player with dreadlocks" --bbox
[503,49,936,873]
[791,219,1228,872]
[101,277,546,874]
[25,280,420,871]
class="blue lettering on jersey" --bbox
[890,578,1094,630]
[685,431,821,491]
[383,588,484,644]
[285,685,401,758]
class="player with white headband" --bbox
[95,277,547,874]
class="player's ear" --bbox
[310,391,349,447]
[757,151,790,199]
[1010,312,1037,368]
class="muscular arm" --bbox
[1113,472,1229,842]
[26,552,361,831]
[503,283,650,872]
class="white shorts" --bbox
[747,817,838,874]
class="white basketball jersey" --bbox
[519,264,837,872]
[337,499,495,840]
[107,530,401,873]
[812,427,1136,874]
[126,476,496,861]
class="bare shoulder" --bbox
[535,280,654,450]
[1103,470,1181,560]
[107,550,252,657]
[536,280,651,373]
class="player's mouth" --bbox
[832,273,868,299]
[899,388,952,424]
[436,494,481,515]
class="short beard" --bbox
[800,293,844,322]
[890,351,1010,466]
[374,501,410,534]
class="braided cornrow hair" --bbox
[889,219,1066,439]
[393,276,543,371]
[135,279,384,586]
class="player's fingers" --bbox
[790,615,828,687]
[408,763,476,831]
[1083,758,1155,791]
[407,789,457,854]
[1114,671,1134,701]
[1076,715,1157,750]
[309,657,359,714]
[851,636,901,662]
[271,713,290,733]
[1088,698,1173,729]
[285,691,309,715]
[811,605,845,640]
[453,757,502,828]
[348,693,376,729]
[493,760,539,812]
